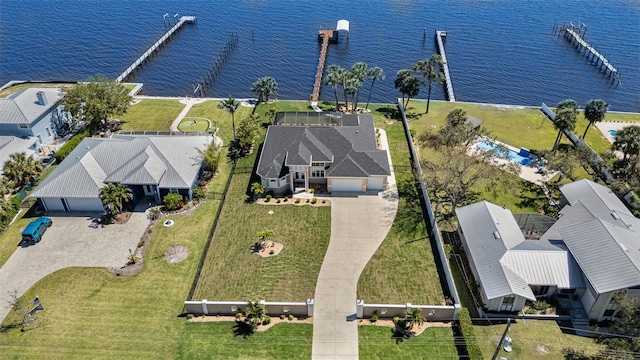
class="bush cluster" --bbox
[163,193,184,211]
[54,130,89,162]
[457,308,484,360]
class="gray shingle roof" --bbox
[0,88,62,125]
[31,135,210,198]
[257,114,390,179]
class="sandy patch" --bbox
[253,241,283,257]
[165,245,189,263]
[359,319,452,336]
[189,315,313,331]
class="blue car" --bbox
[21,217,52,245]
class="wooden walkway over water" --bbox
[116,16,196,83]
[311,29,336,104]
[435,30,455,102]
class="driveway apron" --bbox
[312,193,398,359]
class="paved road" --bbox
[311,193,398,359]
[0,211,149,323]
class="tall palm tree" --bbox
[250,77,279,103]
[3,152,43,189]
[552,107,577,151]
[251,182,265,200]
[403,308,425,331]
[365,66,384,110]
[557,99,579,113]
[100,183,133,216]
[413,54,445,114]
[582,99,609,139]
[394,70,421,109]
[324,65,342,111]
[394,70,411,108]
[614,125,640,161]
[349,62,367,111]
[218,96,240,141]
[244,301,266,332]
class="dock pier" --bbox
[435,30,455,102]
[116,15,196,83]
[192,33,239,97]
[554,22,620,84]
[311,29,337,107]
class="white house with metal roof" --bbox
[256,113,390,193]
[456,179,640,321]
[30,134,211,212]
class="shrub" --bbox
[370,311,379,323]
[163,193,184,211]
[458,308,484,360]
[265,194,272,202]
[393,316,400,324]
[322,200,326,204]
[269,249,275,255]
[276,199,281,204]
[192,186,206,201]
[295,198,301,204]
[306,199,310,203]
[311,198,318,204]
[187,314,194,319]
[527,308,538,314]
[235,312,244,319]
[533,300,550,311]
[288,314,294,321]
[284,197,288,202]
[54,130,89,162]
[263,315,271,325]
[147,207,161,220]
[137,240,145,248]
[280,314,286,320]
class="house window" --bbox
[280,176,286,182]
[18,124,28,129]
[502,295,515,304]
[603,298,619,318]
[269,179,277,187]
[311,162,324,166]
[311,170,325,178]
[603,309,616,317]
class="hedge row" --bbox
[54,130,89,163]
[0,196,22,233]
[458,307,484,360]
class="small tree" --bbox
[162,193,184,211]
[251,182,265,200]
[413,54,445,114]
[233,114,260,155]
[100,183,133,216]
[256,229,275,251]
[218,96,240,141]
[244,301,267,332]
[582,99,608,139]
[3,152,43,189]
[197,141,221,173]
[403,308,425,331]
[552,106,578,152]
[394,70,420,108]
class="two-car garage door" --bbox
[41,197,104,212]
[331,179,364,192]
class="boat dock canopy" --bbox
[336,19,349,32]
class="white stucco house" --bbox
[30,134,211,212]
[456,179,640,322]
[256,112,390,193]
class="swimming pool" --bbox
[608,130,617,137]
[476,140,532,165]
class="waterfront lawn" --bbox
[191,172,330,301]
[176,322,312,359]
[474,320,605,360]
[119,99,184,131]
[359,325,459,359]
[178,118,210,132]
[357,104,444,305]
[406,100,615,154]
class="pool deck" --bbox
[595,121,639,144]
[469,138,557,185]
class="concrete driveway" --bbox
[0,211,149,322]
[311,193,398,359]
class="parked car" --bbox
[21,217,52,245]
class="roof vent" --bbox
[620,243,628,252]
[493,231,501,240]
[36,91,47,105]
[612,212,620,220]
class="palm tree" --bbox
[218,96,240,141]
[365,66,384,110]
[614,126,640,161]
[250,77,279,103]
[3,152,43,189]
[394,70,421,109]
[251,182,265,200]
[100,183,133,216]
[403,308,425,331]
[413,54,445,114]
[0,177,14,197]
[349,62,367,111]
[557,99,579,113]
[244,301,266,332]
[582,99,609,139]
[324,65,342,111]
[257,229,275,250]
[552,107,577,151]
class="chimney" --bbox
[36,91,47,106]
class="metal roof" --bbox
[31,135,210,198]
[0,88,62,125]
[501,250,585,289]
[256,114,390,179]
[560,179,632,218]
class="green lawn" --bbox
[359,325,459,359]
[176,322,312,359]
[119,99,184,131]
[178,118,210,132]
[0,82,72,98]
[474,320,605,360]
[192,172,331,301]
[357,104,444,305]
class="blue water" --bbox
[609,129,618,136]
[0,0,638,111]
[477,140,532,165]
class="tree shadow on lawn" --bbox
[390,326,411,344]
[516,181,547,211]
[232,319,255,338]
[375,106,421,121]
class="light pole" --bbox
[491,318,512,360]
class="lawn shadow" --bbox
[232,320,255,338]
[390,326,410,344]
[516,181,547,210]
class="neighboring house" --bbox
[0,87,67,149]
[30,134,211,212]
[456,179,640,322]
[256,112,390,193]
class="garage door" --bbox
[331,179,363,192]
[66,198,104,212]
[42,198,64,211]
[367,178,384,191]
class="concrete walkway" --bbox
[0,210,149,323]
[312,129,398,359]
[169,98,206,132]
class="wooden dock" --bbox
[435,30,455,102]
[311,29,336,104]
[555,22,620,83]
[116,16,196,83]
